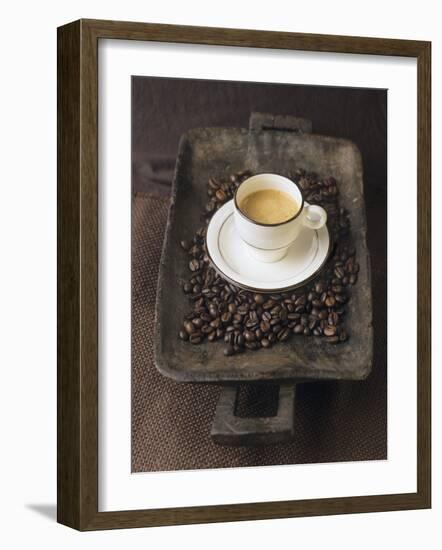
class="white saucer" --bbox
[206,200,331,292]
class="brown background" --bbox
[131,76,387,472]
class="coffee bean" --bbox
[262,311,272,322]
[189,259,200,272]
[206,200,217,213]
[332,285,343,293]
[192,318,204,329]
[179,330,189,341]
[279,309,288,322]
[245,319,257,330]
[254,293,265,305]
[228,303,237,314]
[208,177,220,190]
[323,325,337,337]
[183,321,195,335]
[224,332,234,345]
[244,330,255,342]
[189,332,202,344]
[249,310,258,324]
[335,293,347,304]
[315,281,325,294]
[215,189,227,202]
[310,307,320,318]
[263,300,276,310]
[237,169,251,179]
[325,296,336,307]
[221,312,232,324]
[189,245,201,258]
[287,312,301,321]
[293,324,304,334]
[180,239,191,251]
[298,177,310,190]
[326,335,340,344]
[277,328,290,341]
[328,312,339,325]
[183,282,192,294]
[237,304,249,315]
[260,320,270,333]
[194,297,204,309]
[261,338,271,348]
[201,324,213,335]
[245,341,259,350]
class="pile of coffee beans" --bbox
[178,169,359,355]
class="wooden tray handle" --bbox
[211,384,296,446]
[249,112,312,134]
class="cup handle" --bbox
[302,203,327,230]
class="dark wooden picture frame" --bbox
[57,19,431,530]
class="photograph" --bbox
[55,17,431,531]
[131,76,387,472]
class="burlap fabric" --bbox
[132,192,387,472]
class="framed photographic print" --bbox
[57,19,431,530]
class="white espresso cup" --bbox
[233,173,327,262]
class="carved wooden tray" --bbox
[154,113,373,445]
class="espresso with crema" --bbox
[239,189,299,224]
